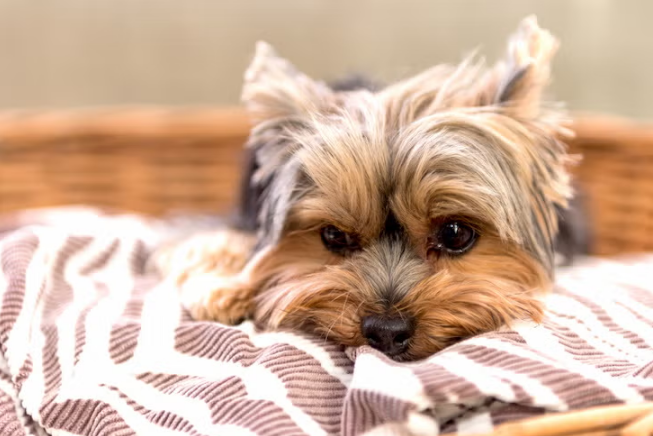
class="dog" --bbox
[154,16,577,361]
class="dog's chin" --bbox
[401,275,547,360]
[252,272,369,348]
[252,267,548,362]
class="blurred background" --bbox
[1,0,652,258]
[0,0,651,119]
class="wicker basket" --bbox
[570,116,653,256]
[0,108,652,257]
[0,108,250,217]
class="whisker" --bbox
[322,294,349,344]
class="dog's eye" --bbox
[430,221,477,256]
[320,225,360,254]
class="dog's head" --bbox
[239,17,573,360]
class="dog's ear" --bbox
[242,41,334,122]
[380,16,559,126]
[488,15,559,120]
[240,42,329,248]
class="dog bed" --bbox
[1,209,653,436]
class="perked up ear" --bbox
[379,16,560,127]
[491,15,559,119]
[241,41,334,122]
[239,42,332,248]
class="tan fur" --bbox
[159,16,573,361]
[153,228,257,324]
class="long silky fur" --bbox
[228,16,576,361]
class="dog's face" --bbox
[239,17,573,360]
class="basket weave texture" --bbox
[0,108,248,217]
[0,108,651,257]
[571,116,653,256]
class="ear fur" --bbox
[240,42,329,247]
[491,15,559,119]
[380,16,561,126]
[241,41,334,122]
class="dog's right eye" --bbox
[320,225,360,255]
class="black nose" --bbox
[361,315,414,356]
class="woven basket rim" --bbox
[0,106,252,142]
[572,112,653,148]
[1,106,652,148]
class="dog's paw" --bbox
[179,273,254,325]
[151,228,257,325]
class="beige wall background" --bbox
[0,0,651,120]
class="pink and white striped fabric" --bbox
[1,211,653,436]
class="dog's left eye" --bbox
[320,225,360,255]
[429,221,478,257]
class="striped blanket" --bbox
[1,213,653,436]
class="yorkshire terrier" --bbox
[155,16,576,361]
